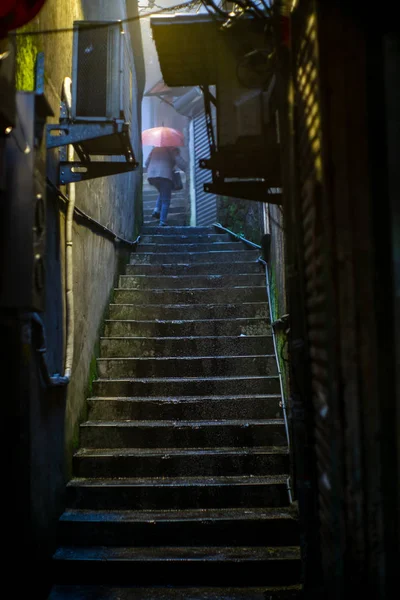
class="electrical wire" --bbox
[9,0,201,37]
[233,0,264,19]
[200,0,230,18]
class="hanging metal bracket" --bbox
[46,102,138,185]
[204,180,282,203]
[59,161,138,185]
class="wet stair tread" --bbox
[93,375,280,383]
[48,585,302,599]
[100,335,273,340]
[68,474,289,487]
[85,394,283,420]
[60,506,297,522]
[81,419,285,427]
[87,394,281,401]
[114,286,267,291]
[119,275,264,283]
[54,546,300,561]
[104,318,269,324]
[75,446,288,457]
[97,353,274,360]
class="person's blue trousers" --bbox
[149,177,173,226]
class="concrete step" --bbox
[108,302,268,321]
[100,335,274,358]
[139,234,230,244]
[66,474,290,510]
[48,584,303,600]
[52,545,301,586]
[131,251,260,265]
[92,375,280,397]
[86,395,283,421]
[97,355,277,379]
[73,447,289,478]
[137,242,245,253]
[143,212,188,221]
[79,419,286,449]
[58,506,298,546]
[144,218,189,226]
[139,226,216,235]
[143,206,188,216]
[103,318,269,338]
[119,274,265,290]
[125,262,262,276]
[112,287,266,305]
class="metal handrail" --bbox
[213,222,291,453]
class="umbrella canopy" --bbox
[142,126,184,147]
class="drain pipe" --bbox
[63,137,75,383]
[51,78,75,385]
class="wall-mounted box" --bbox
[72,20,132,124]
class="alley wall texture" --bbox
[12,0,145,586]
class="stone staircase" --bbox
[48,225,302,599]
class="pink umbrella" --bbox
[142,126,184,147]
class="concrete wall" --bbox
[9,1,144,593]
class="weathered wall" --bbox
[267,204,289,398]
[10,1,144,593]
[217,196,265,244]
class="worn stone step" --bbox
[104,318,269,338]
[58,506,298,547]
[108,302,268,321]
[143,206,187,216]
[137,242,245,254]
[92,375,280,397]
[48,584,303,600]
[143,213,188,223]
[125,262,263,276]
[145,218,189,226]
[97,355,277,379]
[113,287,266,305]
[66,475,290,510]
[100,335,274,358]
[140,226,215,235]
[52,546,301,586]
[79,419,286,449]
[87,395,282,422]
[131,251,259,265]
[73,446,289,478]
[119,274,265,290]
[139,234,230,244]
[143,214,188,222]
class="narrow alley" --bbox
[1,1,399,599]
